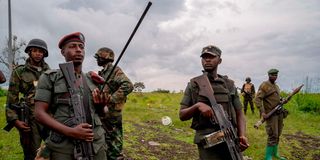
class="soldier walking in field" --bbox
[5,38,50,160]
[255,69,287,160]
[179,45,249,159]
[34,32,108,160]
[94,47,133,160]
[241,77,255,114]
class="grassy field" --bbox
[0,93,319,160]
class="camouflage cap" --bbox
[201,45,222,57]
[58,32,85,49]
[268,68,279,75]
[94,47,115,62]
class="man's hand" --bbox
[239,136,249,151]
[92,88,111,106]
[14,120,30,132]
[261,112,268,119]
[71,123,94,142]
[196,102,214,118]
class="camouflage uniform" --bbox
[255,80,283,146]
[99,63,133,160]
[241,81,255,114]
[34,70,107,160]
[180,73,242,160]
[6,58,50,160]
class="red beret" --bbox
[58,32,85,49]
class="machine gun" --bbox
[254,84,304,129]
[59,62,94,160]
[4,100,30,132]
[194,73,243,160]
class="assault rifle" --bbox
[59,62,94,160]
[3,100,30,132]
[236,87,253,99]
[194,73,243,160]
[254,84,304,129]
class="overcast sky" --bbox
[1,0,319,92]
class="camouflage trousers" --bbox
[19,118,48,160]
[102,110,123,160]
[243,98,254,114]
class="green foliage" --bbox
[294,93,320,114]
[0,87,7,97]
[151,88,170,93]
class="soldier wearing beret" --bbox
[5,38,50,160]
[94,47,133,160]
[179,45,249,159]
[34,32,108,160]
[255,69,287,160]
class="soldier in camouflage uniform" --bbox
[5,38,50,160]
[241,77,255,114]
[179,45,249,160]
[255,69,287,160]
[94,47,133,160]
[34,32,108,160]
[0,70,6,84]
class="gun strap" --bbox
[82,75,92,125]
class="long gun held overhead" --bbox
[101,1,152,90]
[194,73,243,160]
[254,84,304,129]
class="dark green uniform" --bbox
[255,80,283,146]
[180,74,242,160]
[6,58,50,160]
[34,69,106,160]
[99,63,133,160]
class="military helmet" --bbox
[25,39,48,57]
[245,77,251,82]
[94,47,115,62]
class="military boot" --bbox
[265,146,273,160]
[273,144,286,160]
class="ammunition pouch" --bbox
[50,118,76,143]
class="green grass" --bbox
[0,92,319,159]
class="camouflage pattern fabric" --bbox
[255,80,283,145]
[99,63,133,160]
[6,58,50,160]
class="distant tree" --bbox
[152,88,170,93]
[133,82,145,92]
[0,35,27,76]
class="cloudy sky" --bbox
[0,0,319,92]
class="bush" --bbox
[0,87,7,97]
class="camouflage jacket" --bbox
[6,58,50,123]
[99,63,133,110]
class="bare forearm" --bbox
[236,110,246,137]
[179,104,198,121]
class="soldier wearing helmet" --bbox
[5,38,50,160]
[94,47,133,160]
[241,77,256,114]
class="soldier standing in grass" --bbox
[5,38,50,160]
[255,69,287,160]
[34,32,108,160]
[179,45,249,159]
[94,47,133,160]
[241,77,255,114]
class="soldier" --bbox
[94,47,133,160]
[5,38,50,160]
[255,69,287,160]
[179,45,249,159]
[34,32,107,160]
[0,70,6,84]
[241,77,255,114]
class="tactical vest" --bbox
[189,75,237,131]
[244,83,253,94]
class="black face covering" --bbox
[97,57,109,66]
